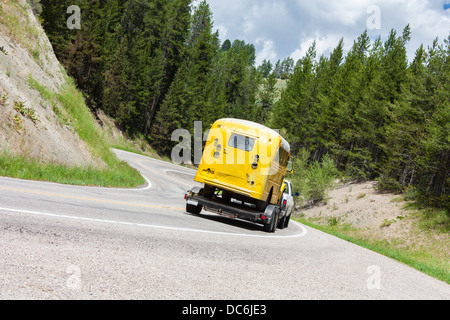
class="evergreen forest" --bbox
[38,0,449,208]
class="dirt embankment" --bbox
[299,181,406,229]
[0,0,98,167]
[297,181,449,257]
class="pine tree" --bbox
[273,59,282,78]
[152,63,189,153]
[256,72,278,124]
[103,37,134,130]
[40,0,78,58]
[63,18,102,110]
[221,39,259,120]
[416,36,450,206]
[280,57,294,79]
[221,39,231,52]
[152,0,217,136]
[145,0,192,134]
[270,41,317,153]
[257,59,273,78]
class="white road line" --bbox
[0,206,308,239]
[135,174,152,191]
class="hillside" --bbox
[0,0,144,187]
[295,180,449,283]
[0,0,100,167]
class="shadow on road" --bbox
[184,211,265,233]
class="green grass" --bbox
[2,75,146,188]
[0,152,143,188]
[0,0,40,59]
[55,79,108,161]
[403,201,450,233]
[0,2,145,187]
[295,216,450,284]
[28,74,53,101]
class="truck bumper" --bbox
[185,187,279,225]
[195,176,264,201]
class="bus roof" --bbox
[213,118,291,153]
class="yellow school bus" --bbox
[185,118,293,232]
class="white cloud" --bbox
[255,38,278,66]
[215,24,228,39]
[290,34,348,63]
[206,0,450,64]
[299,0,372,26]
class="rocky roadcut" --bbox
[0,0,98,167]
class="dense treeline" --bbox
[271,27,449,207]
[39,0,260,144]
[37,1,448,207]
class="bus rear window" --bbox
[228,133,255,152]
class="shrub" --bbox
[289,150,338,206]
[26,0,42,16]
[377,175,404,194]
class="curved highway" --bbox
[0,149,448,299]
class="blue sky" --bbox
[197,0,450,65]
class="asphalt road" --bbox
[0,149,449,300]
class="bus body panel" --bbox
[195,118,291,205]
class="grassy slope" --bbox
[0,1,145,187]
[1,75,145,187]
[294,190,449,284]
[0,1,144,188]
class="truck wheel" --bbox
[263,209,278,233]
[277,215,286,229]
[186,203,202,215]
[284,214,291,228]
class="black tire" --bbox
[277,214,286,229]
[186,203,202,215]
[263,209,278,233]
[284,214,291,228]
